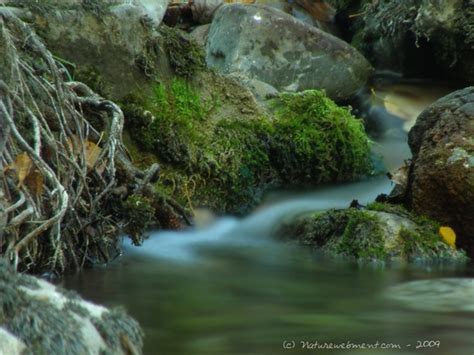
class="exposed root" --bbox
[0,11,187,274]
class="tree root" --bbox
[0,10,189,274]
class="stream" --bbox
[64,81,474,355]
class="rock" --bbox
[111,0,170,26]
[406,87,474,256]
[385,278,474,313]
[206,4,373,101]
[4,0,170,25]
[341,0,474,82]
[277,203,467,264]
[191,0,224,24]
[254,0,339,34]
[0,260,143,354]
[20,3,173,100]
[189,24,211,48]
[227,72,279,102]
[124,87,372,214]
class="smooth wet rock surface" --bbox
[206,4,373,101]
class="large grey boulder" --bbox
[0,260,143,354]
[20,4,173,100]
[206,4,373,101]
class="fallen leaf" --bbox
[85,140,102,171]
[11,153,33,188]
[24,169,44,196]
[439,226,456,249]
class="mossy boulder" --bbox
[277,203,468,264]
[124,82,373,214]
[0,260,143,354]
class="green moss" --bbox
[73,66,107,97]
[92,308,143,354]
[367,202,441,230]
[122,194,155,244]
[270,90,372,184]
[279,200,468,263]
[330,210,387,259]
[122,132,159,169]
[367,202,468,261]
[159,26,205,78]
[123,84,372,213]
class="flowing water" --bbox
[64,81,474,355]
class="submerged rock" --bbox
[406,87,474,257]
[206,4,373,101]
[0,260,143,354]
[277,203,467,264]
[385,278,474,313]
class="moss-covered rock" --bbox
[0,260,143,354]
[124,82,373,214]
[277,202,468,264]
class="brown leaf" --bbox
[85,140,102,171]
[12,152,33,188]
[24,169,44,196]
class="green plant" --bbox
[270,90,372,183]
[123,86,373,213]
[159,26,205,78]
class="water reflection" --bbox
[64,242,473,355]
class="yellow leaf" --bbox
[66,135,103,172]
[24,169,44,197]
[85,141,101,171]
[439,226,456,249]
[13,152,33,188]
